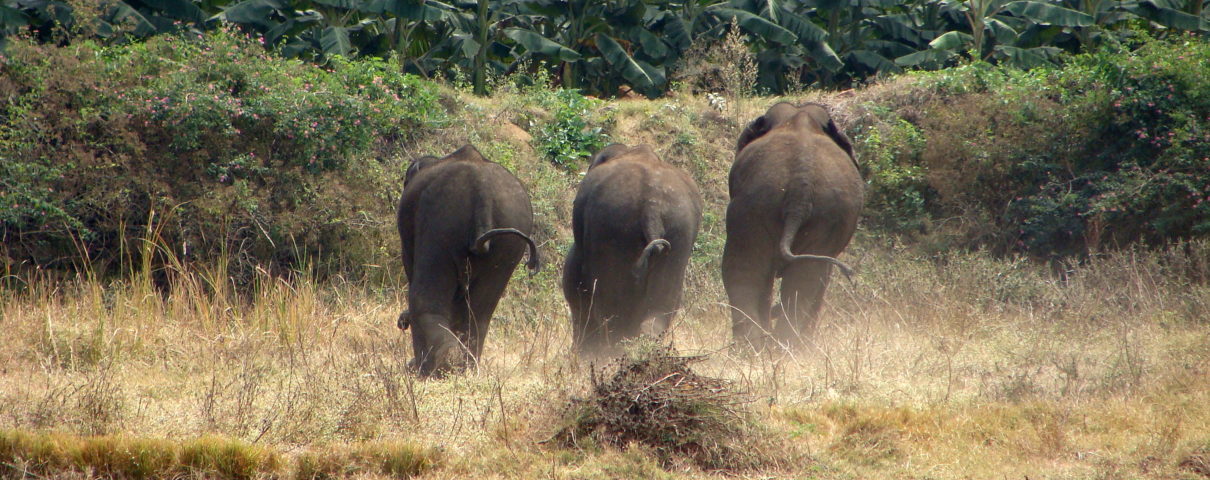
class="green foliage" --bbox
[531,89,611,170]
[2,0,1208,96]
[1008,35,1210,253]
[854,111,931,235]
[0,29,444,276]
[0,160,87,237]
[863,35,1209,256]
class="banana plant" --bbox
[897,0,1093,69]
[782,0,958,88]
[410,0,524,95]
[210,0,452,62]
[702,0,840,92]
[1123,0,1207,31]
[503,0,675,97]
[2,0,206,46]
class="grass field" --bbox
[3,236,1209,479]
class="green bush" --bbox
[858,35,1209,256]
[1008,35,1210,254]
[0,29,445,278]
[531,89,612,170]
[853,108,931,235]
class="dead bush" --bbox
[551,341,787,472]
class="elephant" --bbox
[396,144,541,376]
[562,144,704,356]
[722,102,863,349]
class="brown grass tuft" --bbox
[0,430,283,479]
[1181,445,1210,478]
[551,341,789,472]
[293,440,439,479]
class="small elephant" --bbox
[396,145,541,376]
[562,144,703,356]
[723,102,863,349]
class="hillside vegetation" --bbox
[2,30,1208,278]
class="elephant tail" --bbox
[473,228,542,275]
[632,239,671,279]
[779,231,855,279]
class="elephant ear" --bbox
[823,116,859,173]
[588,143,630,170]
[736,115,771,154]
[405,155,440,187]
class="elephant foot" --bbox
[730,332,771,355]
[770,303,819,350]
[410,344,473,378]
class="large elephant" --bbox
[563,144,703,356]
[396,145,541,376]
[722,102,863,349]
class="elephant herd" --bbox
[395,102,864,376]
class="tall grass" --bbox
[2,234,1207,479]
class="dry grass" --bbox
[2,236,1207,479]
[3,89,1209,479]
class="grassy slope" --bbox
[2,83,1210,479]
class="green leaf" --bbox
[596,33,665,93]
[986,18,1019,43]
[142,0,206,23]
[708,6,796,45]
[505,27,582,61]
[103,2,158,36]
[870,14,924,45]
[216,0,285,26]
[776,8,841,71]
[661,13,692,51]
[0,5,30,29]
[320,26,353,57]
[848,50,901,74]
[312,0,361,9]
[895,47,957,67]
[1003,1,1094,27]
[266,14,320,43]
[778,7,826,43]
[756,0,781,24]
[993,44,1060,68]
[1130,1,1206,31]
[634,28,670,61]
[450,33,479,60]
[809,40,844,72]
[929,30,972,50]
[364,0,448,20]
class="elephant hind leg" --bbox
[562,244,597,355]
[722,247,775,350]
[407,257,465,377]
[776,260,832,347]
[464,259,521,360]
[636,256,689,339]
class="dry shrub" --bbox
[1181,445,1210,478]
[674,19,755,100]
[552,341,786,472]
